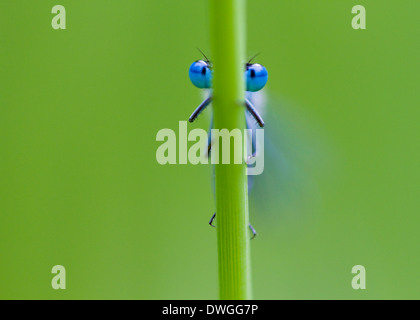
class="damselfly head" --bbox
[189,50,268,92]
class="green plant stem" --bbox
[209,0,252,300]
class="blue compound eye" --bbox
[189,60,212,89]
[245,63,268,92]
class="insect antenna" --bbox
[247,52,261,65]
[197,48,211,62]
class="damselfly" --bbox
[187,51,327,238]
[187,51,268,239]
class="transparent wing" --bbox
[246,91,333,221]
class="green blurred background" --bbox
[0,0,419,299]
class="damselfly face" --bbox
[188,58,268,92]
[188,55,267,127]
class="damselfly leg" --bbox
[208,213,257,240]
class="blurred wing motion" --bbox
[246,91,333,221]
